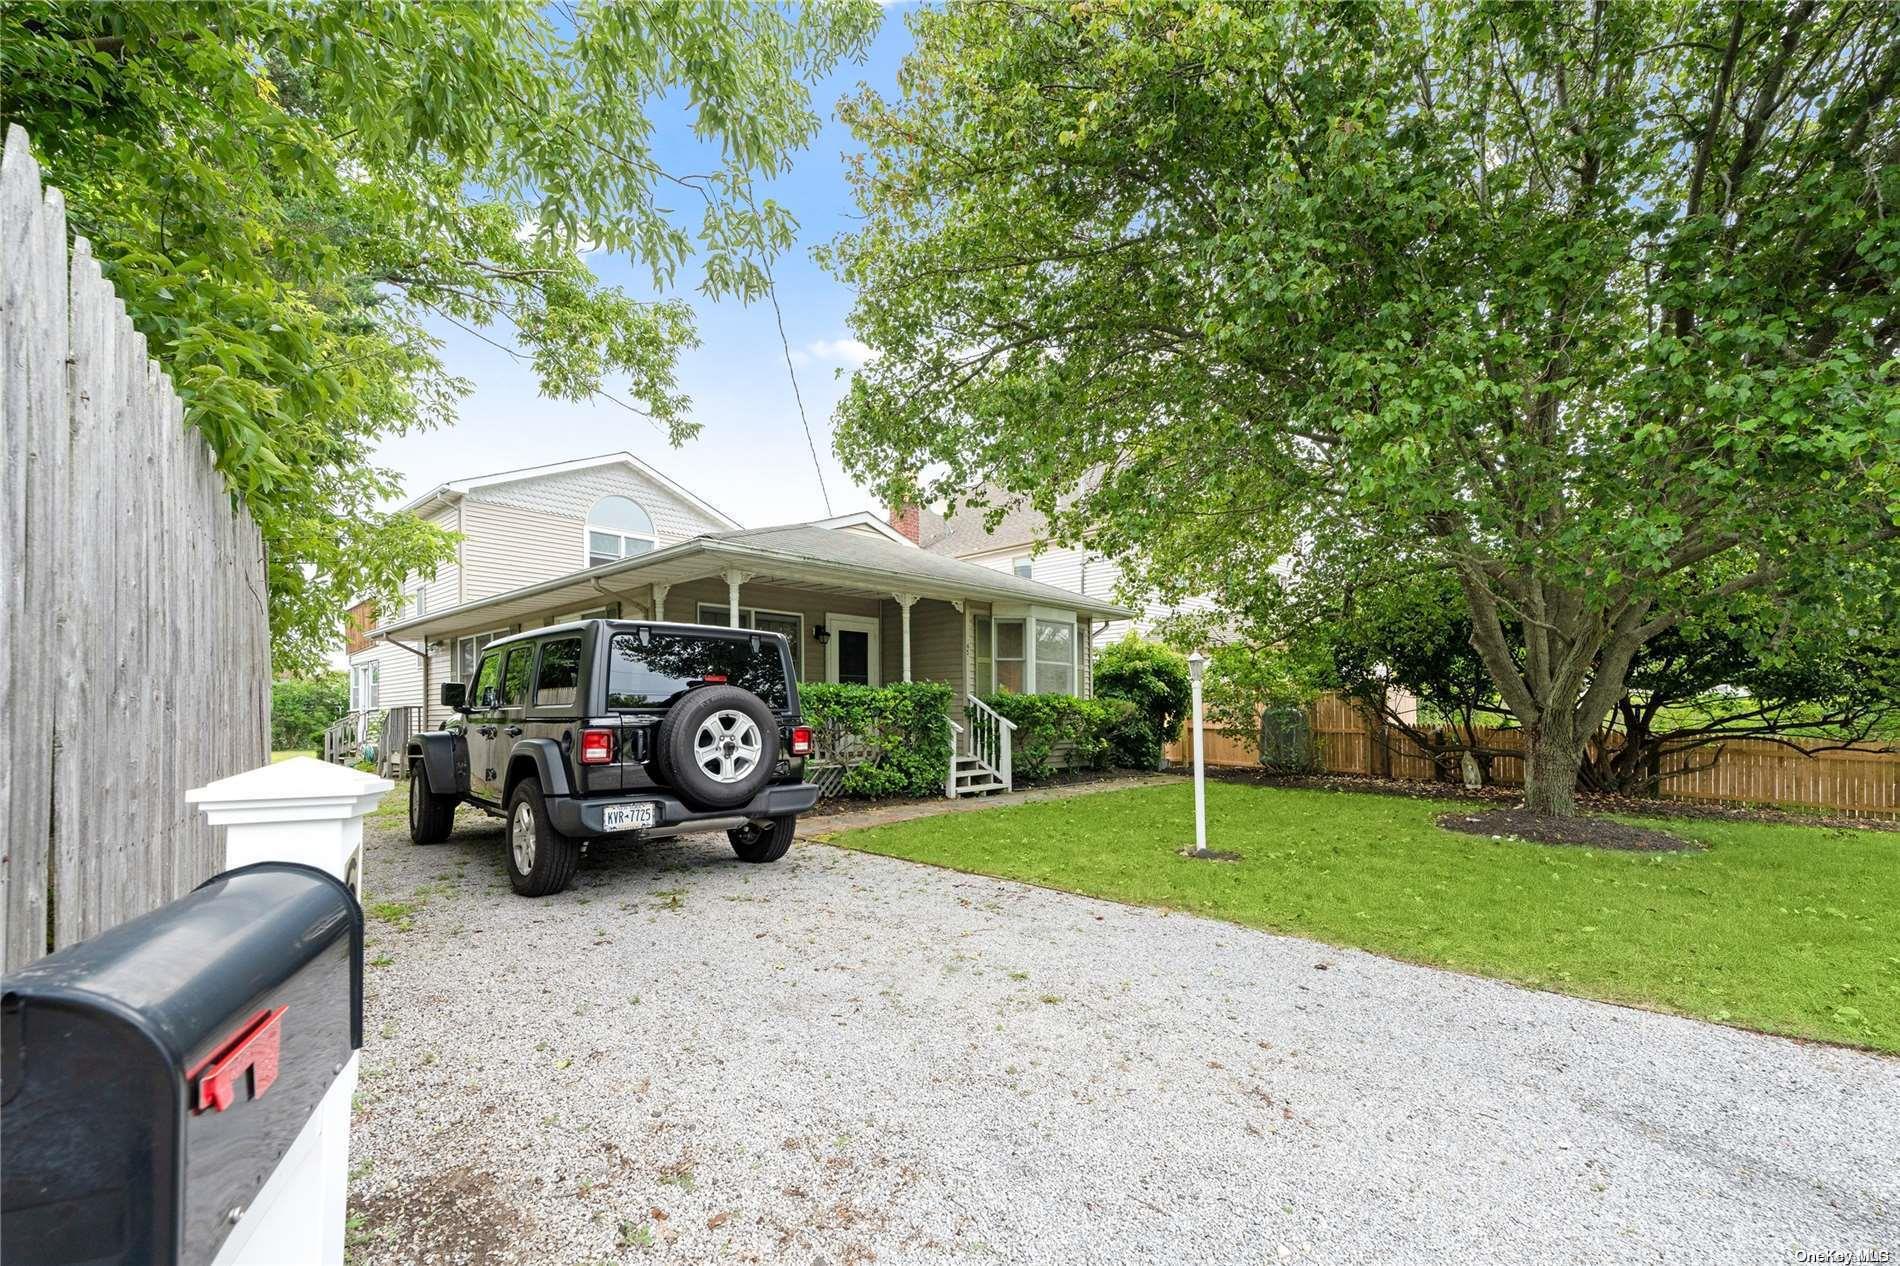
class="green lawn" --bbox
[824,782,1900,1053]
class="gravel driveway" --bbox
[348,797,1898,1265]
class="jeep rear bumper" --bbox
[546,782,821,838]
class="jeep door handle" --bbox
[503,725,523,737]
[478,725,497,737]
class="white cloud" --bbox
[790,337,873,369]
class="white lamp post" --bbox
[1187,650,1208,857]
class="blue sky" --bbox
[371,7,918,525]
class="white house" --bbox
[343,452,739,730]
[339,453,1132,793]
[899,497,1221,647]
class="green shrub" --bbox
[977,692,1125,781]
[1203,642,1318,741]
[272,672,348,753]
[1093,637,1191,768]
[799,680,952,798]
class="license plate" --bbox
[602,802,657,832]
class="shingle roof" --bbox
[918,499,1050,557]
[703,523,1125,612]
[369,517,1132,640]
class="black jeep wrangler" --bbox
[406,619,819,897]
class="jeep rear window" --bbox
[607,632,789,711]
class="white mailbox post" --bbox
[188,756,391,1266]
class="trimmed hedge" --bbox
[977,691,1131,781]
[1093,638,1192,769]
[799,680,953,798]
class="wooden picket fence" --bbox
[1167,692,1900,819]
[2,127,271,972]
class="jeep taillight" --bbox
[579,728,615,764]
[789,726,813,756]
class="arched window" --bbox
[587,496,657,566]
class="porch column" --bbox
[651,582,669,621]
[894,593,919,682]
[722,569,752,627]
[959,602,971,700]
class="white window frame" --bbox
[586,496,659,567]
[987,604,1081,697]
[973,615,994,696]
[454,628,512,683]
[1012,556,1033,579]
[1031,617,1077,697]
[351,662,380,711]
[696,603,805,678]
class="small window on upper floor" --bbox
[1012,556,1033,579]
[588,496,657,566]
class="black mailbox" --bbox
[2,862,362,1266]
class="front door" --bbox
[490,642,536,799]
[824,613,880,686]
[467,649,505,801]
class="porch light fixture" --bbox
[812,624,830,646]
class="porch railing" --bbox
[964,694,1015,792]
[323,706,421,778]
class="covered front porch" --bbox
[368,522,1132,797]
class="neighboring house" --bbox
[344,454,1131,793]
[901,497,1221,647]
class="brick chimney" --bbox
[888,504,921,544]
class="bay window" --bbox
[994,619,1026,692]
[1033,619,1075,695]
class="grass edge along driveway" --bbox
[821,781,1898,1054]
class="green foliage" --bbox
[1092,637,1191,768]
[827,1,1900,814]
[978,692,1123,780]
[271,672,347,753]
[1,1,879,672]
[800,680,952,799]
[1199,643,1321,744]
[833,782,1900,1053]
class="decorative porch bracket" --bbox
[651,581,670,622]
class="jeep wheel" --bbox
[408,763,457,844]
[504,778,580,897]
[728,816,795,864]
[655,684,781,811]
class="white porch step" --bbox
[952,777,1007,796]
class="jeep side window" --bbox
[532,637,582,708]
[472,651,502,710]
[499,645,534,707]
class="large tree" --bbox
[826,0,1900,815]
[2,0,878,671]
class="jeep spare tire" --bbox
[655,683,781,810]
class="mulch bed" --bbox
[1435,807,1699,853]
[1203,768,1900,833]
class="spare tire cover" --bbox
[655,684,781,810]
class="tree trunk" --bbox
[1523,727,1586,817]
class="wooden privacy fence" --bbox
[2,127,270,972]
[1167,692,1900,819]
